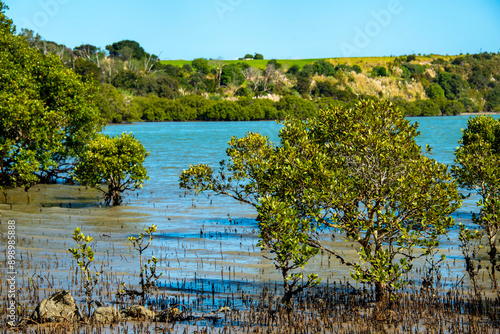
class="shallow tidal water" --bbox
[1,115,499,314]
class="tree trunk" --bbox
[111,189,122,206]
[107,183,122,206]
[375,281,388,303]
[139,251,145,305]
[280,268,293,308]
[488,237,498,290]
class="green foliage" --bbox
[406,54,417,62]
[235,86,253,97]
[10,2,499,127]
[112,70,139,91]
[254,53,264,60]
[300,64,314,77]
[276,95,316,119]
[435,71,467,100]
[372,66,388,77]
[68,227,100,316]
[74,133,149,206]
[96,84,138,123]
[351,64,362,74]
[0,1,13,33]
[267,59,282,70]
[221,64,245,87]
[453,116,500,289]
[313,81,357,101]
[192,58,210,74]
[163,99,193,121]
[258,197,321,305]
[202,100,245,121]
[287,64,300,75]
[312,60,336,76]
[74,44,98,56]
[12,16,498,118]
[468,65,492,90]
[442,100,465,115]
[106,40,146,61]
[315,97,347,111]
[0,9,102,188]
[134,96,189,121]
[179,94,214,116]
[433,58,446,65]
[402,63,425,75]
[133,96,167,121]
[459,97,480,113]
[278,100,461,300]
[127,224,162,305]
[182,63,193,73]
[137,74,179,99]
[426,83,446,100]
[485,84,500,112]
[296,74,313,95]
[415,99,441,116]
[238,98,280,120]
[74,58,101,83]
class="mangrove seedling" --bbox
[68,227,100,316]
[458,223,482,297]
[128,224,162,305]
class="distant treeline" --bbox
[99,86,483,123]
[18,29,500,122]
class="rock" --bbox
[155,307,181,322]
[92,306,121,323]
[120,305,155,320]
[31,290,82,323]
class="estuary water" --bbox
[103,115,492,218]
[1,115,498,311]
[101,116,497,284]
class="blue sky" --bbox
[5,0,500,60]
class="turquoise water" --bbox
[102,116,500,282]
[103,115,497,217]
[104,121,281,217]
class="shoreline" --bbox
[105,112,500,125]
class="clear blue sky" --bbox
[5,0,500,60]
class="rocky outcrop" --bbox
[92,306,121,323]
[120,305,155,320]
[31,290,82,323]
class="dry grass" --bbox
[346,72,426,100]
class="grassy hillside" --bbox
[160,55,458,71]
[160,58,329,70]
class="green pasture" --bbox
[160,54,457,71]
